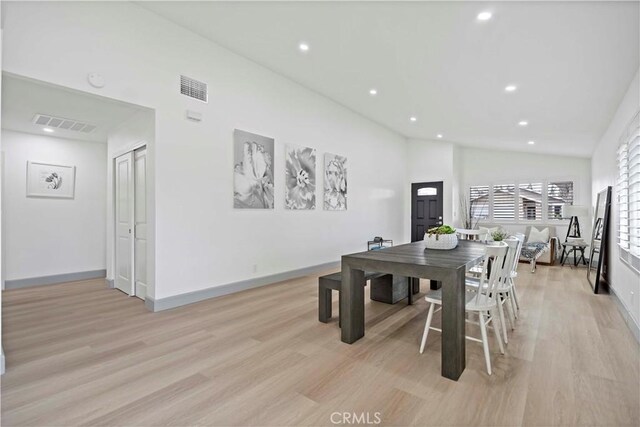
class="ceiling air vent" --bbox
[180,75,208,103]
[32,114,97,134]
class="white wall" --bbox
[406,139,456,236]
[1,130,107,280]
[106,109,155,297]
[1,1,407,300]
[592,68,640,329]
[458,147,592,240]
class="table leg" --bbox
[340,262,366,344]
[441,267,466,380]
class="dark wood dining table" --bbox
[340,239,486,381]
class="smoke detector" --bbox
[32,114,97,133]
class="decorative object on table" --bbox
[26,161,76,199]
[323,153,347,210]
[285,144,316,209]
[367,237,393,251]
[424,225,458,250]
[588,186,611,293]
[233,129,274,209]
[561,204,589,241]
[490,229,509,242]
[478,226,499,241]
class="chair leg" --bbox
[506,292,518,326]
[478,311,492,375]
[491,308,505,355]
[419,303,435,354]
[509,289,519,319]
[511,280,521,311]
[497,297,509,344]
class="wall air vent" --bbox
[32,114,97,133]
[180,75,208,103]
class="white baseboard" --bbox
[5,270,107,290]
[145,261,339,312]
[609,286,640,344]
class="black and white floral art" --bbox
[285,144,316,210]
[324,153,347,210]
[233,129,275,209]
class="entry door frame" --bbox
[111,141,147,298]
[411,181,444,242]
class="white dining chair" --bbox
[464,238,520,344]
[510,233,526,312]
[419,243,509,375]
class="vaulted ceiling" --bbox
[141,1,639,157]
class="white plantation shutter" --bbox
[618,109,640,268]
[493,184,515,220]
[628,119,640,256]
[519,182,543,220]
[469,185,489,219]
[547,181,574,220]
[618,142,630,250]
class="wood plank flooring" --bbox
[1,265,639,426]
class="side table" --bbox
[560,242,588,267]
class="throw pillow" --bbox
[528,227,549,244]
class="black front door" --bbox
[411,181,444,242]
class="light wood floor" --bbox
[2,265,639,426]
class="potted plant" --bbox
[424,225,458,250]
[490,229,509,243]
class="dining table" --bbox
[340,239,486,381]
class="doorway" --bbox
[411,181,444,242]
[114,146,147,300]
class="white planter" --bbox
[424,233,458,250]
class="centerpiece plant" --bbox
[426,225,456,241]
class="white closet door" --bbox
[115,152,135,295]
[134,147,147,300]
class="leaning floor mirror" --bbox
[588,186,612,293]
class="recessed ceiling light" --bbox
[43,128,54,133]
[369,88,378,96]
[437,134,443,139]
[528,140,535,145]
[518,121,528,126]
[298,42,309,52]
[477,12,492,21]
[409,116,417,122]
[505,85,517,92]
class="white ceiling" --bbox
[141,1,639,157]
[1,74,145,142]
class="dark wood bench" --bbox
[318,271,419,324]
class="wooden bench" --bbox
[318,271,418,324]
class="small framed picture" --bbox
[26,161,76,199]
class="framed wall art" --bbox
[26,161,76,199]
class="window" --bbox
[618,110,640,268]
[519,182,543,220]
[547,181,574,220]
[417,187,437,196]
[469,185,489,219]
[618,142,629,250]
[492,184,515,220]
[468,179,576,223]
